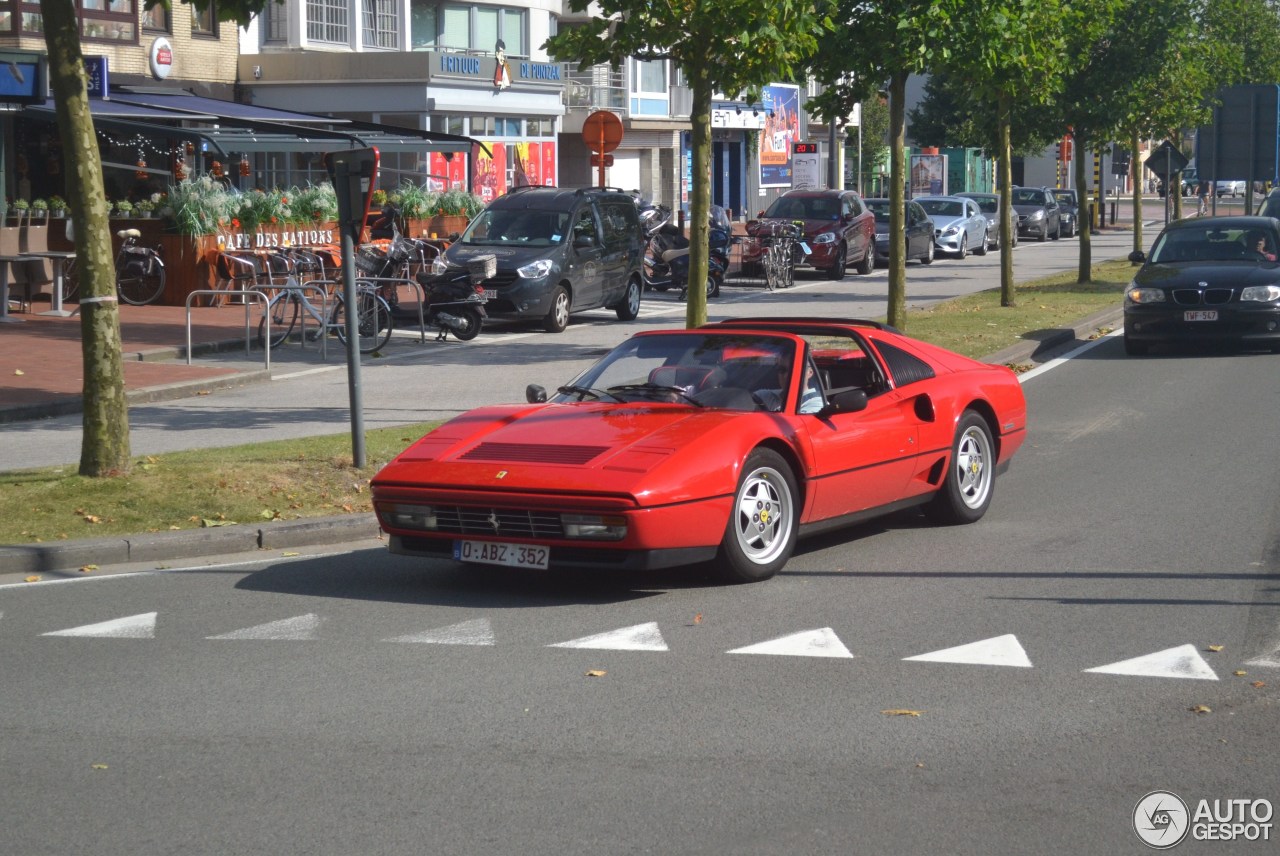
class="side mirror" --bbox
[526,384,547,403]
[819,388,868,416]
[1128,250,1146,265]
[574,234,596,249]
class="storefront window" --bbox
[306,0,347,44]
[361,0,396,49]
[190,0,216,36]
[20,0,136,41]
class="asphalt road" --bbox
[2,327,1277,855]
[1,227,1140,471]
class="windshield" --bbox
[918,199,963,217]
[866,201,891,223]
[763,195,841,221]
[1011,189,1047,205]
[1052,191,1075,205]
[459,207,569,247]
[1149,225,1278,264]
[558,332,798,412]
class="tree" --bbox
[547,1,833,329]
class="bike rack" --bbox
[351,275,428,343]
[263,280,332,360]
[185,289,270,372]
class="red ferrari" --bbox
[372,318,1027,583]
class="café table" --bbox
[22,250,78,317]
[0,254,27,323]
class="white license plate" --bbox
[1185,310,1219,322]
[481,289,498,301]
[454,539,549,570]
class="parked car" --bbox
[955,191,1012,250]
[1257,186,1280,218]
[431,186,644,333]
[865,198,935,265]
[1123,215,1280,355]
[1050,188,1079,238]
[742,189,876,280]
[371,317,1028,582]
[1215,180,1246,198]
[1010,186,1061,242]
[913,195,989,258]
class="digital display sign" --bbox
[792,142,818,154]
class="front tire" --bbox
[920,240,934,265]
[614,278,641,320]
[333,290,393,354]
[975,230,988,256]
[827,243,847,281]
[543,285,570,333]
[925,411,996,525]
[715,448,798,583]
[956,235,968,259]
[855,243,874,275]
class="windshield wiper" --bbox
[606,383,705,406]
[557,385,622,402]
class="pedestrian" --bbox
[1197,181,1209,216]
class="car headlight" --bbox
[381,504,437,531]
[517,259,554,279]
[942,226,959,236]
[561,514,627,540]
[1029,210,1046,221]
[811,232,835,245]
[1126,285,1166,304]
[431,257,448,276]
[1241,284,1280,302]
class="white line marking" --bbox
[43,611,157,639]
[903,633,1033,667]
[207,613,322,640]
[384,617,495,646]
[727,627,854,659]
[1084,644,1219,680]
[548,621,669,651]
[1018,328,1122,383]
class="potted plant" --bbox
[114,199,134,217]
[30,198,48,212]
[9,198,28,224]
[134,198,155,218]
[48,196,67,217]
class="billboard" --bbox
[759,84,800,188]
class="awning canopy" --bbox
[23,89,485,157]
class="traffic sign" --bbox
[590,153,615,167]
[582,110,623,153]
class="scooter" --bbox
[355,231,488,341]
[639,204,730,301]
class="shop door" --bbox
[712,141,746,221]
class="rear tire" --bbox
[925,411,996,525]
[450,307,483,341]
[333,290,393,354]
[544,285,570,333]
[827,244,847,281]
[715,448,798,583]
[975,231,988,255]
[117,258,166,305]
[257,293,299,349]
[614,278,641,320]
[855,243,874,275]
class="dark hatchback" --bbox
[1124,216,1280,355]
[864,197,935,265]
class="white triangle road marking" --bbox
[1244,638,1280,668]
[548,621,669,652]
[1084,644,1219,680]
[207,613,322,641]
[385,618,495,646]
[903,634,1033,668]
[43,612,157,639]
[727,627,854,659]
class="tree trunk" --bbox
[998,91,1015,307]
[1075,132,1091,283]
[42,0,131,475]
[683,61,711,330]
[1131,129,1143,255]
[886,71,907,329]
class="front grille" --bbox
[435,505,564,539]
[480,272,520,289]
[459,443,609,465]
[1172,288,1234,306]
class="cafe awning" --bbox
[23,98,230,156]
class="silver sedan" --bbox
[914,195,990,259]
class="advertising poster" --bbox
[428,152,468,191]
[474,142,507,202]
[910,154,946,196]
[523,142,541,187]
[541,142,556,186]
[759,84,800,188]
[512,142,533,187]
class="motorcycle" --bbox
[639,204,732,301]
[355,230,488,342]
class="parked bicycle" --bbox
[255,255,394,355]
[760,220,808,292]
[61,228,166,306]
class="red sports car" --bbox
[372,318,1027,583]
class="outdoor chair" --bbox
[0,213,26,311]
[18,209,54,309]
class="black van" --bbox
[431,186,645,333]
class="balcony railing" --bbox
[564,64,625,111]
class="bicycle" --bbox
[760,220,806,291]
[62,228,166,306]
[255,250,393,354]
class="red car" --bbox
[372,318,1027,583]
[742,190,877,281]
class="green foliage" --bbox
[166,174,233,236]
[435,188,484,218]
[287,182,339,225]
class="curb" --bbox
[982,306,1122,368]
[0,514,381,575]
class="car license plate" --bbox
[454,539,549,570]
[1185,310,1218,322]
[480,289,498,301]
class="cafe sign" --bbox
[216,226,337,251]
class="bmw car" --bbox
[1124,216,1280,355]
[373,318,1028,583]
